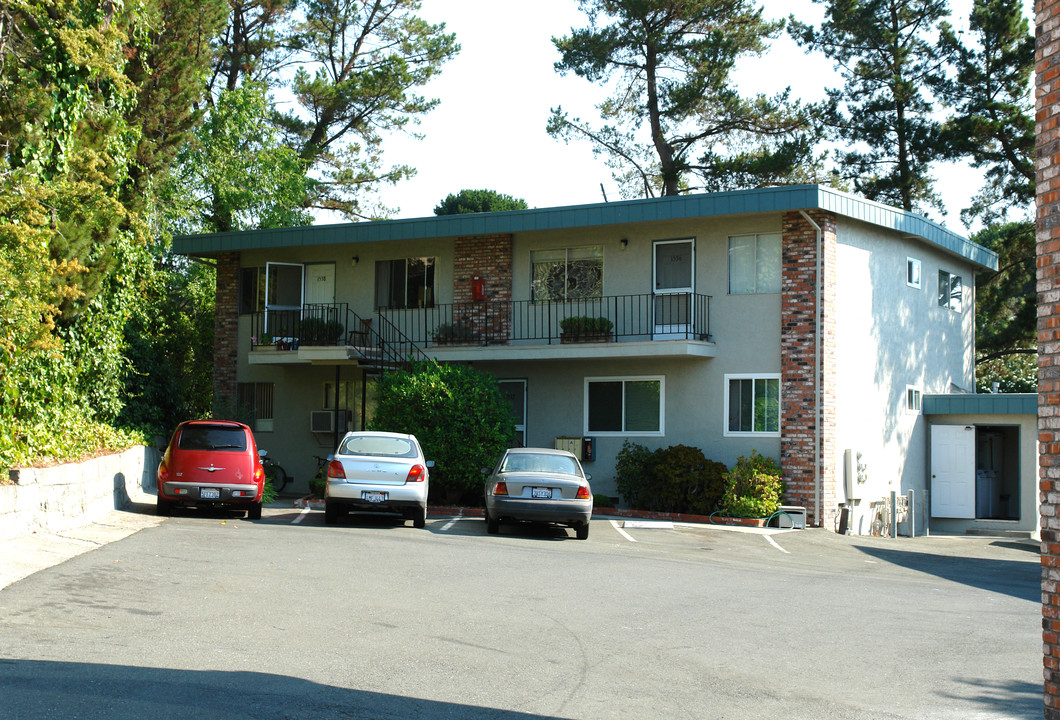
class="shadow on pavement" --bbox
[0,659,572,720]
[853,545,1039,602]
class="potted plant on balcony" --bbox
[300,317,345,345]
[560,316,613,343]
[432,322,480,346]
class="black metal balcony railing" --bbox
[380,293,711,348]
[247,293,710,356]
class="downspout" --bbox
[798,210,822,526]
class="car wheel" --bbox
[575,522,589,540]
[246,502,262,520]
[413,505,427,529]
[485,511,499,535]
[324,501,339,525]
[156,497,172,517]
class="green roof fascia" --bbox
[172,184,997,271]
[923,393,1037,416]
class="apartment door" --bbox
[264,262,303,337]
[930,424,976,519]
[653,239,694,337]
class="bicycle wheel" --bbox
[267,462,289,494]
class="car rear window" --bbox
[339,435,417,458]
[177,425,248,452]
[501,453,581,476]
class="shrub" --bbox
[299,317,344,345]
[369,361,516,504]
[560,316,613,336]
[432,322,479,344]
[720,451,784,518]
[614,441,727,515]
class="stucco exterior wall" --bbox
[832,217,979,534]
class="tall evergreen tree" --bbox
[549,0,818,198]
[790,0,949,213]
[935,0,1033,225]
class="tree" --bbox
[209,0,461,220]
[370,362,516,504]
[972,221,1035,372]
[434,189,529,215]
[549,0,817,198]
[790,0,949,213]
[935,0,1034,225]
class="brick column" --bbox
[1038,1,1060,715]
[213,252,240,414]
[453,234,513,343]
[780,210,838,529]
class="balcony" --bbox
[245,294,715,365]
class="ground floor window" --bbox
[585,376,663,435]
[725,374,779,436]
[237,382,275,432]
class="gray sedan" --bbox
[483,447,593,539]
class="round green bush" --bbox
[615,441,727,515]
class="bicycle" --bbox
[260,450,290,495]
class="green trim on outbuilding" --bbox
[923,393,1037,416]
[172,184,998,272]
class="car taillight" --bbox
[576,486,591,500]
[254,465,265,483]
[157,462,168,484]
[493,481,508,496]
[405,464,426,483]
[327,460,346,479]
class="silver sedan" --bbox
[324,431,431,527]
[483,447,593,539]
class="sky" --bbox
[325,0,1030,234]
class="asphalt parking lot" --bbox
[0,493,1044,719]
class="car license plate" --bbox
[531,487,552,499]
[362,491,387,503]
[200,488,220,499]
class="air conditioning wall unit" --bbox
[310,410,349,434]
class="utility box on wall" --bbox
[555,437,583,458]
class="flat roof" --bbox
[172,184,997,271]
[923,393,1037,416]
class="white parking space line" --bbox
[291,507,311,525]
[439,513,465,532]
[765,534,789,553]
[610,520,637,543]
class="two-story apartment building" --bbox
[173,184,1004,533]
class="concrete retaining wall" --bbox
[0,446,159,542]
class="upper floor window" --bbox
[905,386,922,414]
[907,258,921,289]
[938,270,962,312]
[531,246,603,302]
[376,257,435,309]
[239,267,265,314]
[728,233,781,294]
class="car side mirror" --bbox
[481,467,490,476]
[585,473,592,482]
[258,449,267,458]
[426,460,435,468]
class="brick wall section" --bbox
[214,252,240,413]
[453,234,513,342]
[1039,0,1060,715]
[780,210,838,529]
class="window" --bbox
[905,386,922,414]
[237,382,275,432]
[907,258,921,289]
[531,246,603,302]
[375,257,435,309]
[728,233,781,294]
[938,270,962,312]
[239,267,265,314]
[497,380,527,447]
[725,374,780,436]
[585,376,663,435]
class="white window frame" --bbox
[905,386,922,415]
[938,269,963,312]
[724,373,781,437]
[530,245,604,303]
[906,258,922,289]
[728,233,782,295]
[584,375,665,437]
